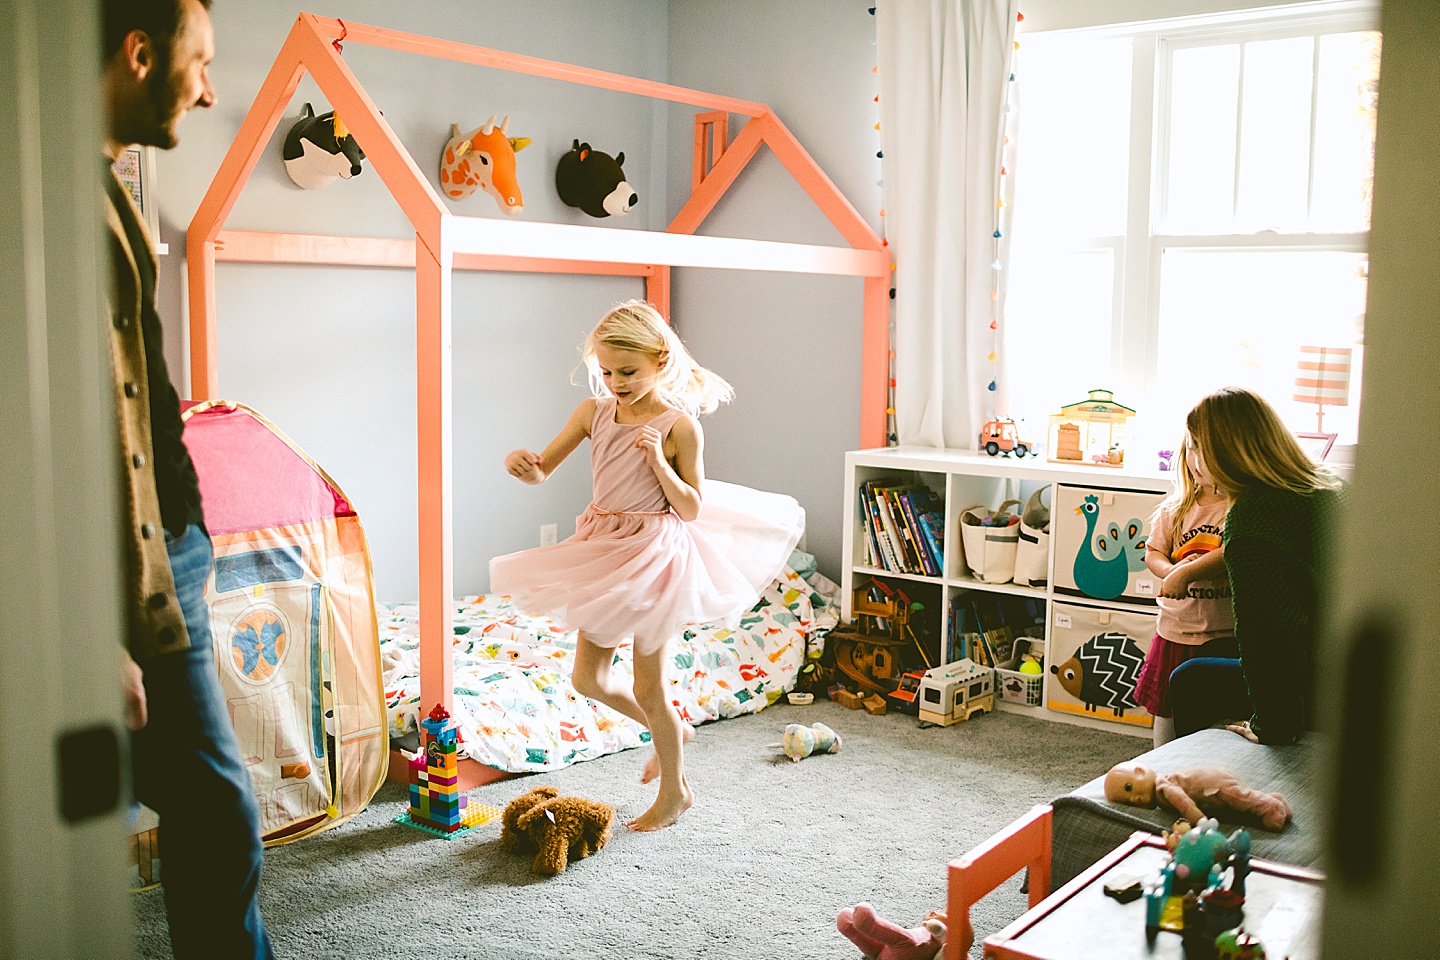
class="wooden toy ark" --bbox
[827,578,934,695]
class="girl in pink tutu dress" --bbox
[490,300,803,831]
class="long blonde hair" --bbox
[1185,387,1342,498]
[1157,432,1218,550]
[581,300,734,416]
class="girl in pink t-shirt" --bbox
[1135,433,1237,746]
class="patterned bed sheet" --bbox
[379,567,838,773]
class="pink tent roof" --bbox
[182,401,354,537]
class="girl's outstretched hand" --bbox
[635,425,665,470]
[505,449,545,484]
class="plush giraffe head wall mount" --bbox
[439,116,532,215]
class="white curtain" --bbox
[878,0,1019,449]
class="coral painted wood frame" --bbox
[187,13,889,744]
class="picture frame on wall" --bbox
[1295,432,1338,461]
[112,145,161,245]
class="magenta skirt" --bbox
[1134,633,1235,718]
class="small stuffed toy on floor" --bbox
[837,903,949,960]
[1104,762,1292,831]
[500,786,614,875]
[774,721,842,762]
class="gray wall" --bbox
[154,0,880,597]
[665,0,883,582]
[155,0,671,600]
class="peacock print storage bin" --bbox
[1051,485,1165,606]
[1046,602,1156,729]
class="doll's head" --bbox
[580,300,733,416]
[1105,762,1158,807]
[1184,387,1340,497]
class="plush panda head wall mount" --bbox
[555,141,637,218]
[283,102,366,190]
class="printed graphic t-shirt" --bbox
[1149,497,1234,644]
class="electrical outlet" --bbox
[540,523,558,547]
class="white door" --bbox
[1318,1,1440,956]
[0,0,133,955]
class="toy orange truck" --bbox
[979,419,1034,458]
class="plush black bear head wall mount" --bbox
[555,141,637,218]
[282,102,366,190]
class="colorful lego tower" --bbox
[394,702,499,838]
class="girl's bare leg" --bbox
[625,642,693,831]
[570,632,649,728]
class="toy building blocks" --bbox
[916,659,994,727]
[393,703,501,839]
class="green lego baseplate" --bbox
[392,803,502,840]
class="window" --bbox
[1006,5,1379,454]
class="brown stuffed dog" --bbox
[500,786,615,875]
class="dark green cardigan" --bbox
[1223,483,1343,744]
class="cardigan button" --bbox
[148,593,168,610]
[141,522,155,539]
[132,453,146,469]
[112,312,129,330]
[156,626,177,645]
[124,381,139,398]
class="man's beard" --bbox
[128,48,184,150]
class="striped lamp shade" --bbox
[1294,345,1352,406]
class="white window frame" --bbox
[1029,2,1379,442]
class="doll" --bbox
[836,903,950,960]
[1104,762,1291,832]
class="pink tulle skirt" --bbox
[489,480,804,655]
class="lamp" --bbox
[1293,345,1352,434]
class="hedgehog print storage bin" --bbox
[1046,602,1156,729]
[1052,485,1165,606]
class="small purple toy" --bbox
[1158,449,1175,472]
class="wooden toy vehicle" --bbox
[917,659,994,727]
[979,418,1034,458]
[886,670,926,715]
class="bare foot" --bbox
[640,723,695,784]
[625,781,695,832]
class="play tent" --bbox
[181,399,387,844]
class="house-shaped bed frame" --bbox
[189,13,888,785]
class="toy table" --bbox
[981,832,1324,960]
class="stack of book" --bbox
[857,481,944,576]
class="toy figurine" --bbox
[1104,763,1292,831]
[1158,449,1175,471]
[1169,818,1233,893]
[1226,829,1252,898]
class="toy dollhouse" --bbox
[1047,389,1135,467]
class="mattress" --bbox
[379,566,837,772]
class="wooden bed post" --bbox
[416,221,455,717]
[646,266,671,319]
[862,276,890,449]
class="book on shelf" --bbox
[917,510,944,575]
[875,485,918,574]
[887,487,927,574]
[858,485,883,568]
[896,486,941,577]
[859,483,897,571]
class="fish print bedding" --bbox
[379,567,837,773]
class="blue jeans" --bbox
[132,524,273,959]
[1169,656,1252,739]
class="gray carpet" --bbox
[134,702,1141,959]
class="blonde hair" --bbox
[1185,387,1342,498]
[1156,433,1218,550]
[581,300,734,416]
